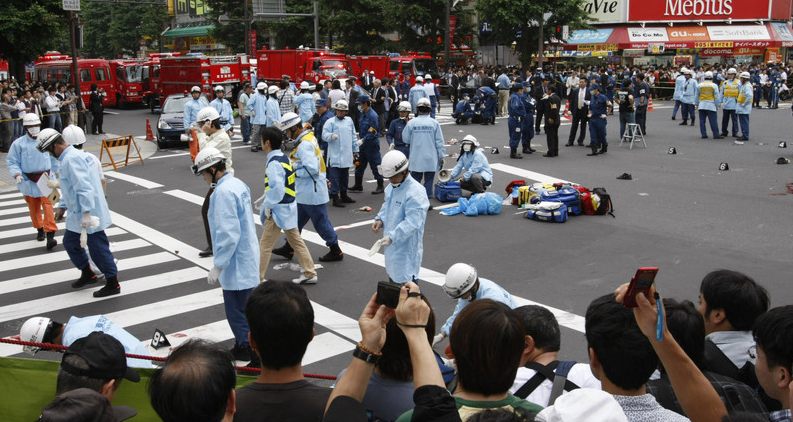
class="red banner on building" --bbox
[249,30,257,54]
[628,0,791,22]
[450,16,457,40]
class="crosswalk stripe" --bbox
[0,216,37,228]
[490,162,572,185]
[0,198,26,208]
[0,251,180,296]
[105,171,164,189]
[0,224,66,240]
[0,238,150,273]
[0,206,29,217]
[0,193,20,200]
[0,227,127,255]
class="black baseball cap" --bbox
[61,332,140,382]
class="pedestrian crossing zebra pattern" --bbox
[0,191,359,376]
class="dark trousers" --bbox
[202,187,214,248]
[721,109,738,136]
[91,111,103,133]
[699,109,719,138]
[411,171,436,197]
[568,110,588,144]
[240,117,251,143]
[635,107,647,135]
[327,167,349,195]
[508,117,522,148]
[535,107,545,132]
[297,203,338,246]
[63,229,118,279]
[545,122,560,155]
[522,114,535,148]
[222,288,253,347]
[589,118,607,147]
[460,174,489,193]
[354,149,383,181]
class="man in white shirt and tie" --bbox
[566,79,590,147]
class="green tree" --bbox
[268,0,316,49]
[475,0,590,65]
[0,0,66,80]
[385,0,474,55]
[83,2,169,58]
[205,0,248,52]
[324,0,387,54]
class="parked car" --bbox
[155,93,208,148]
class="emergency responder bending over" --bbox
[432,263,518,347]
[449,135,492,194]
[37,128,120,298]
[452,92,474,125]
[192,147,259,363]
[372,150,429,284]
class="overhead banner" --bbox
[567,28,614,44]
[581,0,625,23]
[707,25,770,41]
[627,27,669,42]
[667,26,710,42]
[628,0,791,22]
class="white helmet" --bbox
[19,317,53,355]
[197,106,220,123]
[704,71,713,80]
[256,82,267,91]
[214,85,225,92]
[62,124,87,146]
[461,134,479,147]
[415,76,424,83]
[397,101,411,112]
[443,263,478,299]
[190,86,202,93]
[22,114,41,127]
[335,99,349,111]
[727,68,737,75]
[417,97,431,108]
[192,147,226,175]
[740,72,751,79]
[379,150,409,178]
[268,85,279,95]
[300,81,310,90]
[278,112,302,131]
[35,128,63,152]
[425,74,432,80]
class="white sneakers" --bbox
[292,275,318,284]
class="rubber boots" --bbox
[46,231,57,250]
[349,175,364,192]
[72,266,99,288]
[37,228,45,241]
[372,180,385,194]
[340,191,356,203]
[331,194,345,208]
[510,148,523,159]
[319,243,344,262]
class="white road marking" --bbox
[105,171,164,189]
[0,227,127,255]
[490,163,573,185]
[0,238,150,273]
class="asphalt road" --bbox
[1,99,791,385]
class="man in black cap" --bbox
[38,331,140,422]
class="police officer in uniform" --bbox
[695,71,722,139]
[350,95,385,195]
[617,79,635,139]
[634,74,650,135]
[507,83,526,159]
[735,72,753,142]
[520,81,536,155]
[720,68,740,138]
[541,86,561,157]
[387,101,412,156]
[587,84,611,156]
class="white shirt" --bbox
[44,94,61,112]
[509,363,601,407]
[578,88,585,109]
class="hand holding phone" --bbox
[623,267,658,308]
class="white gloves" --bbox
[207,266,221,285]
[432,333,445,347]
[264,208,272,219]
[381,236,392,247]
[331,134,339,140]
[81,212,94,229]
[583,100,591,106]
[15,175,23,184]
[389,143,395,151]
[250,110,255,117]
[357,139,363,147]
[253,193,266,212]
[46,179,60,189]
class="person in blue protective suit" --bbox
[476,85,497,125]
[209,85,234,133]
[7,113,59,250]
[672,68,687,120]
[265,85,282,129]
[695,71,723,139]
[350,95,385,195]
[507,83,527,159]
[720,68,740,137]
[520,81,537,154]
[431,263,518,347]
[313,98,334,157]
[192,147,259,362]
[294,81,316,126]
[322,99,358,207]
[372,150,429,284]
[404,97,446,199]
[37,128,119,298]
[408,76,429,116]
[270,112,344,263]
[19,315,152,368]
[423,74,441,119]
[453,92,474,124]
[387,101,412,156]
[183,86,208,134]
[587,84,611,156]
[680,69,698,127]
[256,127,317,284]
[735,72,753,142]
[248,81,269,152]
[449,135,492,194]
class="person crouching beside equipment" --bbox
[448,135,492,194]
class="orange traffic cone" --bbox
[563,100,571,119]
[145,119,155,141]
[648,94,654,111]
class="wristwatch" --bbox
[352,345,380,364]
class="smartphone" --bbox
[623,267,659,308]
[376,281,402,309]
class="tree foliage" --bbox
[205,0,248,52]
[0,0,66,79]
[83,2,169,58]
[475,0,590,65]
[325,0,388,53]
[384,0,475,55]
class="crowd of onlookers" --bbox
[33,268,793,422]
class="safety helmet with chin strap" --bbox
[443,263,479,299]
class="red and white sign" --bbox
[667,26,709,42]
[707,25,770,41]
[627,27,668,42]
[627,0,791,22]
[700,48,735,56]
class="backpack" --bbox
[592,187,615,217]
[513,361,580,406]
[505,180,527,205]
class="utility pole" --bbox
[69,11,81,100]
[444,0,450,67]
[537,20,544,70]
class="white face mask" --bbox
[463,144,472,152]
[27,127,40,137]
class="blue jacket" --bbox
[358,107,380,150]
[440,278,518,336]
[396,80,412,101]
[63,315,151,368]
[736,82,753,115]
[450,149,492,183]
[695,80,721,112]
[261,150,298,230]
[680,78,699,105]
[265,97,281,127]
[408,85,429,114]
[454,99,472,117]
[387,117,409,148]
[496,74,511,89]
[210,98,234,131]
[323,115,358,168]
[589,93,611,117]
[673,75,686,101]
[404,114,446,172]
[375,176,429,284]
[520,92,535,116]
[294,93,316,125]
[58,146,111,234]
[209,173,260,291]
[183,97,208,128]
[248,92,269,125]
[508,92,526,119]
[290,130,329,205]
[720,78,741,110]
[7,134,58,198]
[315,109,334,146]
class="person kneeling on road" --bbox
[449,135,492,194]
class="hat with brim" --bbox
[61,332,140,383]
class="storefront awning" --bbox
[162,25,215,38]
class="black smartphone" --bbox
[623,267,658,308]
[376,281,402,309]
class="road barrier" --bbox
[99,135,144,172]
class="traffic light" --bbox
[555,26,562,39]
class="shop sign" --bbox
[667,26,710,41]
[734,41,770,47]
[765,47,780,62]
[577,43,618,51]
[581,0,625,23]
[648,43,666,54]
[771,22,793,41]
[628,27,669,42]
[567,28,614,44]
[694,41,733,48]
[623,48,645,57]
[707,25,770,41]
[700,48,734,56]
[628,0,782,22]
[734,47,764,55]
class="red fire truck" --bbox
[387,52,440,85]
[348,55,390,80]
[142,52,180,112]
[32,52,117,107]
[256,48,351,85]
[109,59,144,108]
[158,54,250,106]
